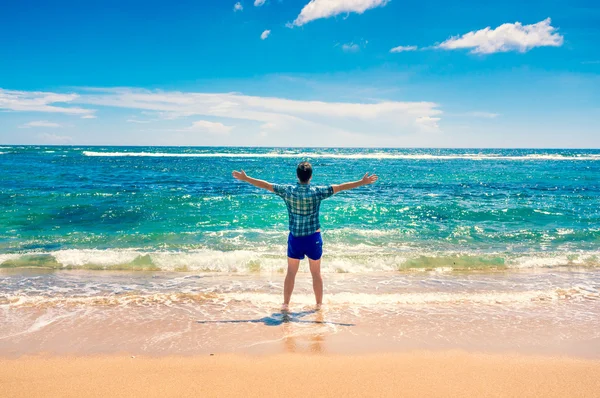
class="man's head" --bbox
[296,161,312,184]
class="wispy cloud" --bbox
[0,89,95,115]
[126,119,152,124]
[464,111,500,118]
[3,86,444,145]
[74,87,443,138]
[437,18,563,54]
[36,133,73,144]
[254,0,266,6]
[186,120,234,135]
[292,0,389,27]
[341,42,360,53]
[19,120,62,128]
[142,110,195,120]
[258,122,276,139]
[337,39,368,53]
[390,45,417,53]
[415,116,440,132]
[261,30,271,40]
[233,2,243,12]
[81,114,97,119]
[260,122,277,130]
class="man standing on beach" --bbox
[232,162,378,311]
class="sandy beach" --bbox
[2,351,599,398]
[2,148,599,397]
[3,0,600,394]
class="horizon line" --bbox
[1,144,599,150]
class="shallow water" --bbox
[1,146,600,272]
[2,146,599,357]
[1,268,598,357]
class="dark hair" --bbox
[296,161,312,183]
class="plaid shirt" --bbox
[272,183,334,237]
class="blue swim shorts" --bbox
[287,231,323,260]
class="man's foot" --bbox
[281,303,289,312]
[315,303,322,311]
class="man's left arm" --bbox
[331,173,378,194]
[232,170,274,192]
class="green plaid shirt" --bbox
[273,183,334,237]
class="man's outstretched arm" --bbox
[232,170,274,192]
[332,173,378,194]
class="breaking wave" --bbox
[82,151,600,161]
[1,286,597,310]
[1,249,599,273]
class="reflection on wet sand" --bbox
[283,310,326,354]
[196,309,352,353]
[196,309,353,327]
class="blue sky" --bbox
[1,0,599,147]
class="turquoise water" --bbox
[1,146,599,272]
[2,146,600,356]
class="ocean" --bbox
[1,146,599,356]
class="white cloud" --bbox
[79,88,439,121]
[258,122,277,138]
[37,133,73,144]
[19,120,62,128]
[0,88,95,115]
[437,18,563,54]
[144,110,195,120]
[126,119,152,124]
[261,30,271,40]
[233,2,243,11]
[465,111,500,118]
[260,122,277,130]
[390,45,417,53]
[341,43,360,53]
[254,0,266,6]
[2,86,444,146]
[415,116,440,132]
[75,87,442,139]
[292,0,389,27]
[81,114,97,119]
[187,120,234,135]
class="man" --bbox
[232,161,378,311]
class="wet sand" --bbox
[2,352,599,398]
[2,269,599,397]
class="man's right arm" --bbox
[232,170,274,192]
[332,173,378,194]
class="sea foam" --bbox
[82,151,600,161]
[2,249,599,273]
[2,286,597,310]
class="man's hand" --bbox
[232,170,274,192]
[232,170,248,181]
[332,172,379,194]
[361,172,378,186]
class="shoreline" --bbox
[2,269,599,360]
[2,351,599,397]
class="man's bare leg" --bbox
[309,258,323,307]
[283,257,300,310]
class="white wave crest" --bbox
[3,287,596,310]
[2,249,600,274]
[52,249,141,267]
[221,288,597,306]
[0,254,21,263]
[82,151,600,161]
